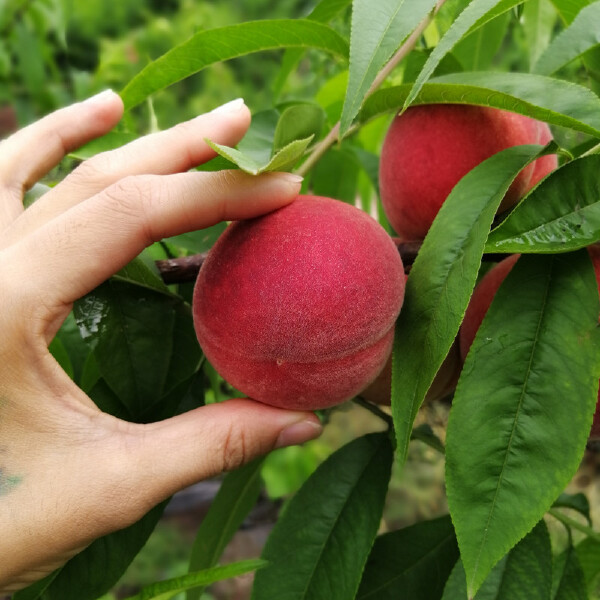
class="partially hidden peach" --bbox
[379,104,557,240]
[193,195,406,411]
[360,340,461,406]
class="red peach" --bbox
[192,195,406,411]
[528,121,559,189]
[379,105,557,240]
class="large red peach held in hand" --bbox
[379,104,558,240]
[192,195,406,411]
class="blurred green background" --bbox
[0,0,347,130]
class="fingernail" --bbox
[276,172,304,185]
[85,89,116,105]
[275,418,323,449]
[210,98,246,115]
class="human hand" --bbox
[0,92,322,593]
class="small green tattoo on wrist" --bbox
[0,468,22,496]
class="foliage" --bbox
[8,0,600,598]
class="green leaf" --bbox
[534,1,600,74]
[167,222,227,254]
[162,301,202,398]
[356,515,459,599]
[391,145,544,465]
[54,313,92,384]
[442,558,507,600]
[252,432,393,600]
[205,135,313,175]
[273,0,352,97]
[203,141,264,174]
[311,146,360,203]
[575,537,600,592]
[186,458,264,600]
[452,10,510,70]
[73,280,177,416]
[485,155,600,254]
[120,20,349,110]
[523,0,557,71]
[550,0,595,24]
[339,0,437,135]
[69,132,138,161]
[446,251,600,597]
[359,73,600,138]
[441,520,552,600]
[273,104,325,154]
[125,559,267,600]
[113,256,171,295]
[553,493,592,526]
[404,0,524,110]
[466,0,530,31]
[306,0,353,22]
[237,109,280,165]
[264,136,314,172]
[553,542,588,600]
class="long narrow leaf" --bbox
[554,543,587,600]
[121,20,349,110]
[126,559,267,600]
[534,1,600,74]
[550,0,595,24]
[252,433,393,600]
[357,515,458,599]
[391,145,545,465]
[359,73,600,138]
[441,520,552,599]
[404,0,523,109]
[186,458,264,600]
[485,155,600,253]
[446,251,600,597]
[339,0,437,135]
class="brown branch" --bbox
[156,253,209,284]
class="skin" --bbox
[0,92,322,593]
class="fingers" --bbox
[11,99,251,241]
[127,399,323,510]
[0,91,123,230]
[7,170,302,311]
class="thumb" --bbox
[126,399,322,511]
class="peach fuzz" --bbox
[459,250,600,439]
[192,195,406,411]
[379,104,557,240]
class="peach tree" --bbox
[15,0,600,598]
